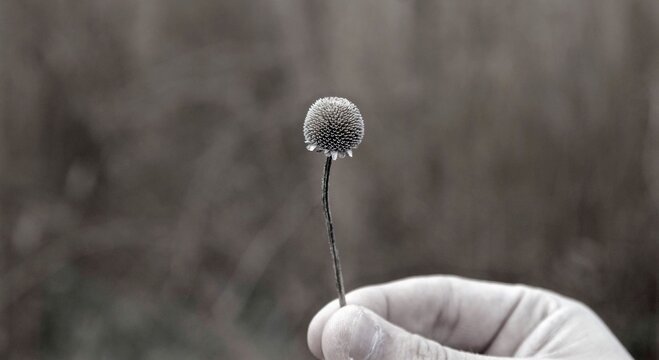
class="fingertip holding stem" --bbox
[348,308,385,359]
[321,306,384,360]
[322,306,470,360]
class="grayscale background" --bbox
[0,1,657,359]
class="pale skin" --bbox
[308,276,632,360]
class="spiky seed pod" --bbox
[304,97,364,160]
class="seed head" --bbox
[303,97,364,160]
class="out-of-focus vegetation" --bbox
[0,1,657,359]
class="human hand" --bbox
[307,276,631,360]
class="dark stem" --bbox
[322,157,347,307]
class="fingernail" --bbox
[348,309,383,360]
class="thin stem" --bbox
[322,157,347,307]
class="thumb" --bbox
[320,305,507,360]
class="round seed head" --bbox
[303,97,364,160]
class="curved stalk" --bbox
[322,157,347,307]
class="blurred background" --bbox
[0,0,657,359]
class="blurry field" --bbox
[0,1,657,359]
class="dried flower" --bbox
[304,97,365,160]
[304,97,365,308]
